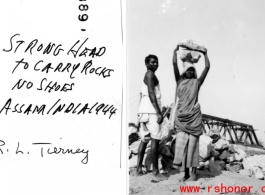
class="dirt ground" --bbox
[129,168,265,195]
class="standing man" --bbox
[133,54,167,181]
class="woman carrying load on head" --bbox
[170,42,210,182]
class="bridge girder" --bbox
[202,114,261,147]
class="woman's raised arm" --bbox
[198,50,210,87]
[173,46,181,83]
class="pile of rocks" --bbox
[128,122,265,180]
[240,155,265,180]
[128,119,173,173]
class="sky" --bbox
[127,0,265,143]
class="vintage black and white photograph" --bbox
[128,0,265,194]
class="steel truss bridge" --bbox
[202,114,262,148]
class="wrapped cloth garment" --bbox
[137,76,163,142]
[169,79,205,170]
[174,131,200,171]
[170,79,204,136]
[213,138,230,150]
[138,80,161,114]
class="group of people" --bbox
[133,44,210,182]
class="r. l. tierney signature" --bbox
[0,140,89,164]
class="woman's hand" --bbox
[195,48,207,55]
[201,48,207,55]
[174,45,180,52]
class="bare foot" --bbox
[151,173,168,182]
[130,169,146,176]
[185,174,196,181]
[179,176,189,183]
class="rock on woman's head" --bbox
[180,50,201,64]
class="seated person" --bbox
[210,134,238,162]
